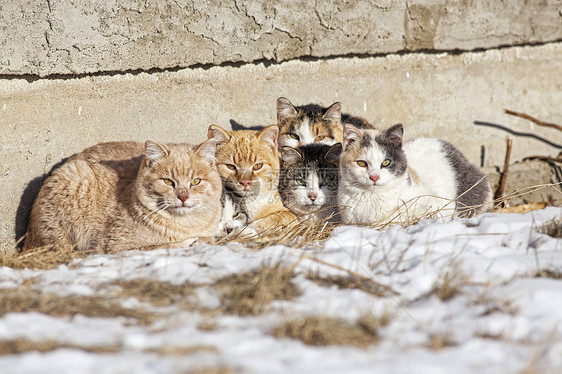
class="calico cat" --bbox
[208,124,296,232]
[276,97,372,149]
[23,137,223,252]
[338,123,492,224]
[215,191,249,238]
[279,143,342,220]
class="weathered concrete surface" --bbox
[1,0,562,77]
[486,160,562,207]
[2,42,562,253]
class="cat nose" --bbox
[226,226,233,234]
[369,175,380,184]
[239,180,251,188]
[308,192,318,201]
[178,192,188,203]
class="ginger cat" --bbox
[23,137,223,252]
[208,124,296,233]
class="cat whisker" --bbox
[141,204,170,227]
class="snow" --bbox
[0,207,561,374]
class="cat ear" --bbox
[276,97,298,123]
[342,124,363,150]
[322,102,342,122]
[280,146,303,164]
[208,125,230,145]
[195,138,217,164]
[383,124,404,146]
[258,125,279,153]
[324,143,343,163]
[145,140,169,161]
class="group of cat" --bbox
[23,97,492,253]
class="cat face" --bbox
[208,125,280,200]
[340,124,407,189]
[135,139,221,217]
[276,97,343,149]
[216,193,249,237]
[279,143,341,215]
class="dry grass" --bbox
[537,219,562,239]
[189,367,237,374]
[224,217,338,250]
[110,279,195,307]
[0,338,121,355]
[147,345,217,355]
[535,269,562,279]
[430,268,469,302]
[215,263,300,316]
[197,320,219,331]
[0,337,215,357]
[270,313,389,348]
[0,244,96,270]
[474,329,508,341]
[0,288,157,325]
[425,331,457,351]
[306,273,387,297]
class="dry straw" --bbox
[6,183,559,269]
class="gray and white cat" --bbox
[279,143,342,220]
[338,123,492,224]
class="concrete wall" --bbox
[2,0,562,76]
[2,1,562,253]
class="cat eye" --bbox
[295,179,306,186]
[191,178,201,186]
[253,163,263,171]
[289,133,300,140]
[162,178,175,187]
[233,212,241,218]
[381,159,392,168]
[314,135,326,142]
[225,164,237,171]
[356,160,368,168]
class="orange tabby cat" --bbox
[23,137,223,252]
[208,124,296,233]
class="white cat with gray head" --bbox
[338,123,492,224]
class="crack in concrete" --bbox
[2,39,562,82]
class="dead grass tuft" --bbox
[146,345,217,355]
[271,313,388,348]
[474,329,508,341]
[537,219,562,239]
[110,279,195,307]
[223,218,338,250]
[0,288,157,325]
[0,244,95,270]
[535,269,562,279]
[189,367,237,374]
[425,331,457,351]
[0,338,216,357]
[0,338,121,355]
[306,273,387,297]
[431,269,469,302]
[469,287,519,316]
[197,320,219,331]
[215,263,300,316]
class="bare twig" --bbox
[495,137,513,204]
[522,155,562,164]
[504,109,562,132]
